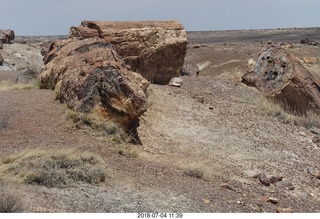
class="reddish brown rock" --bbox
[40,38,149,128]
[69,20,188,84]
[242,46,320,114]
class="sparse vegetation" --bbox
[146,87,156,108]
[258,97,320,129]
[116,145,140,158]
[0,149,112,188]
[0,80,40,91]
[65,107,129,143]
[181,162,209,180]
[0,183,24,213]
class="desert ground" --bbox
[1,27,320,213]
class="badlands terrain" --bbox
[1,27,320,213]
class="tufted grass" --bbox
[0,149,112,188]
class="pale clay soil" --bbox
[1,30,320,212]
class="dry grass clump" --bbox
[180,162,212,181]
[65,108,129,143]
[0,80,40,91]
[116,145,140,158]
[0,183,24,213]
[258,98,320,129]
[0,149,112,188]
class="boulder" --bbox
[0,29,15,44]
[69,20,188,84]
[15,68,38,84]
[40,38,149,128]
[242,46,320,114]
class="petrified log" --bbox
[243,46,320,114]
[0,29,15,43]
[0,40,3,49]
[69,20,188,84]
[40,38,149,128]
[69,26,100,39]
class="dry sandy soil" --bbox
[1,28,320,213]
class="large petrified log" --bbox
[69,20,188,84]
[242,46,320,114]
[0,29,15,43]
[40,38,149,128]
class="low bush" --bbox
[0,183,24,213]
[0,149,112,188]
[65,108,129,143]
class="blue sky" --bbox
[0,0,319,35]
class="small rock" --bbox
[15,68,38,84]
[220,183,233,190]
[276,207,293,213]
[307,167,320,179]
[254,173,271,186]
[310,193,315,197]
[169,77,183,87]
[202,199,211,204]
[275,180,295,190]
[268,197,279,204]
[269,176,284,184]
[209,106,214,110]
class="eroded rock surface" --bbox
[69,20,188,84]
[242,46,320,114]
[40,38,149,127]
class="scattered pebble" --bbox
[253,173,271,186]
[277,207,293,213]
[202,199,211,204]
[275,180,295,190]
[261,196,279,205]
[307,167,320,179]
[268,197,279,204]
[220,183,233,191]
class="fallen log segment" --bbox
[40,38,149,128]
[243,46,320,114]
[69,20,188,84]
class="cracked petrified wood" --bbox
[69,20,188,84]
[242,46,320,114]
[40,38,149,128]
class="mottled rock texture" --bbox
[69,20,188,84]
[40,38,149,127]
